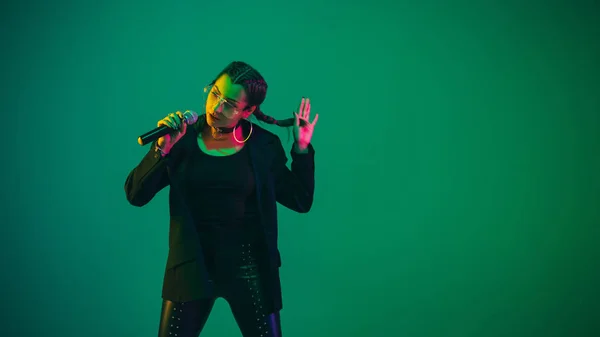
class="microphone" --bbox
[137,110,199,146]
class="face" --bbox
[205,73,255,128]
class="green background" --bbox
[2,0,599,336]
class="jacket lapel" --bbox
[247,121,269,214]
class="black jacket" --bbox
[124,116,315,311]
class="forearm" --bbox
[275,143,315,213]
[124,144,170,206]
[293,141,310,154]
[290,144,315,197]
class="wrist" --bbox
[155,143,171,157]
[293,141,309,153]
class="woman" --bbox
[124,61,318,337]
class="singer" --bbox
[124,61,318,337]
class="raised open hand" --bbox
[293,97,319,151]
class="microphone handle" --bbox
[137,110,198,146]
[137,126,173,146]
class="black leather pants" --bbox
[158,242,282,337]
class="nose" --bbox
[210,100,224,114]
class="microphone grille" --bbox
[183,110,199,124]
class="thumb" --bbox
[181,120,188,133]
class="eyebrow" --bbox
[214,85,238,103]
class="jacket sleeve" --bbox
[271,137,315,213]
[124,142,170,207]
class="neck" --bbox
[202,122,244,143]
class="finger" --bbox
[175,110,183,122]
[304,98,311,119]
[169,112,181,129]
[175,111,185,129]
[294,112,300,126]
[158,118,173,129]
[298,98,305,117]
[311,113,319,126]
[157,134,169,147]
[173,112,184,129]
[297,113,309,127]
[165,117,176,129]
[180,118,187,134]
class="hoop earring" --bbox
[233,121,253,143]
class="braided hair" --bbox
[209,61,299,127]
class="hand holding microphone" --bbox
[137,110,198,155]
[156,111,188,154]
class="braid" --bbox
[212,61,299,129]
[254,108,295,127]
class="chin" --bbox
[205,113,221,126]
[207,113,238,128]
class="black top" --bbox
[181,143,259,232]
[180,139,263,276]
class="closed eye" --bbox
[214,86,239,104]
[211,92,237,108]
